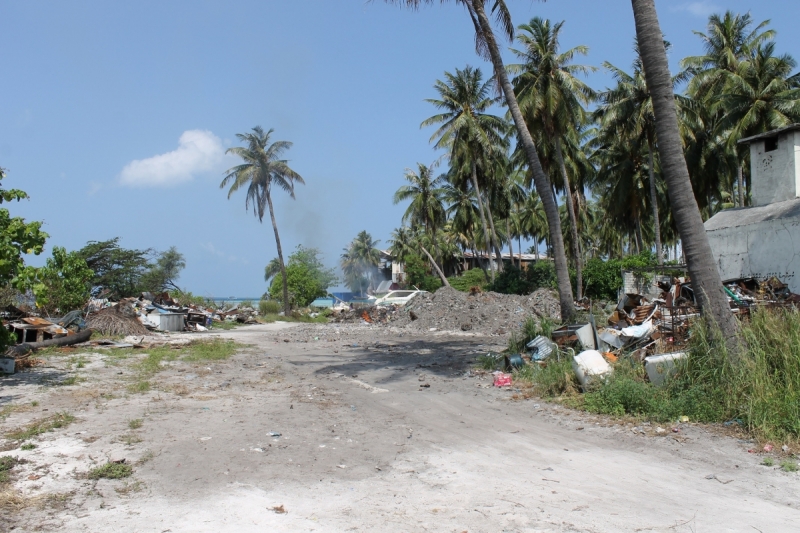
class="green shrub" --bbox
[582,252,656,301]
[403,254,443,292]
[448,268,489,292]
[88,462,133,480]
[260,299,281,315]
[487,262,556,295]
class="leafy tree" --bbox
[33,247,94,315]
[267,246,336,307]
[222,127,305,315]
[141,247,186,293]
[402,253,443,292]
[0,167,48,350]
[77,238,152,299]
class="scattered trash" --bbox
[269,432,281,437]
[764,444,774,453]
[493,372,512,387]
[526,335,555,361]
[644,352,687,386]
[270,505,286,514]
[679,416,690,423]
[572,350,612,389]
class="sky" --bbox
[2,0,800,298]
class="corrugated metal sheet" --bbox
[158,313,184,332]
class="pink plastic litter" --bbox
[493,373,512,387]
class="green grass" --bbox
[20,443,36,451]
[761,457,775,466]
[125,339,245,393]
[507,316,556,354]
[182,339,240,362]
[212,320,239,330]
[476,352,502,371]
[781,460,798,472]
[259,299,281,315]
[5,412,75,441]
[0,456,21,483]
[128,419,143,430]
[88,462,133,480]
[119,434,143,446]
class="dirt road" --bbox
[2,322,798,532]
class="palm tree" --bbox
[221,127,304,315]
[595,45,667,264]
[510,17,596,298]
[264,257,281,283]
[421,66,507,279]
[387,0,576,320]
[393,164,447,257]
[716,43,800,154]
[341,231,382,297]
[683,11,776,206]
[631,0,740,356]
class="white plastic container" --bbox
[572,350,612,389]
[644,352,687,386]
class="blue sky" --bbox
[3,0,799,298]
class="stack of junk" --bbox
[506,275,800,391]
[1,292,258,374]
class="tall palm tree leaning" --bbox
[221,127,304,315]
[630,0,740,357]
[385,0,576,320]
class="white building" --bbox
[704,124,800,292]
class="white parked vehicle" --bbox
[373,290,427,306]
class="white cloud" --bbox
[672,1,721,18]
[119,130,225,187]
[200,241,248,265]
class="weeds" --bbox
[5,412,75,441]
[118,434,142,446]
[761,457,774,466]
[780,460,798,473]
[211,321,239,330]
[135,450,154,466]
[476,352,502,371]
[88,462,132,480]
[128,419,143,430]
[0,456,21,483]
[19,443,36,451]
[182,339,239,362]
[508,317,555,354]
[128,380,151,394]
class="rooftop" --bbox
[704,198,800,231]
[737,123,800,144]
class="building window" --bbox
[765,136,778,152]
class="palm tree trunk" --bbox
[470,0,575,320]
[631,0,740,357]
[518,235,523,268]
[470,159,495,281]
[635,217,643,254]
[472,242,490,283]
[420,245,450,287]
[482,200,504,272]
[647,139,664,265]
[737,163,745,207]
[265,190,290,315]
[506,218,514,268]
[554,138,583,300]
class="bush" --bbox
[88,462,133,480]
[403,254,443,292]
[582,252,656,301]
[448,268,490,292]
[259,299,281,315]
[487,262,556,295]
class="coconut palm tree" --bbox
[386,0,576,319]
[510,17,596,298]
[393,163,447,259]
[631,0,740,356]
[683,11,777,206]
[716,43,800,154]
[421,66,507,279]
[594,42,683,265]
[221,127,304,315]
[341,231,382,297]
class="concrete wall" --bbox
[706,215,800,293]
[750,130,800,206]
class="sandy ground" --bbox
[1,322,799,533]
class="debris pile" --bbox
[86,303,149,336]
[389,286,561,336]
[331,306,398,325]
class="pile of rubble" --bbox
[331,306,398,325]
[389,286,561,336]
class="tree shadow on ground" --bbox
[1,366,74,406]
[304,336,505,385]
